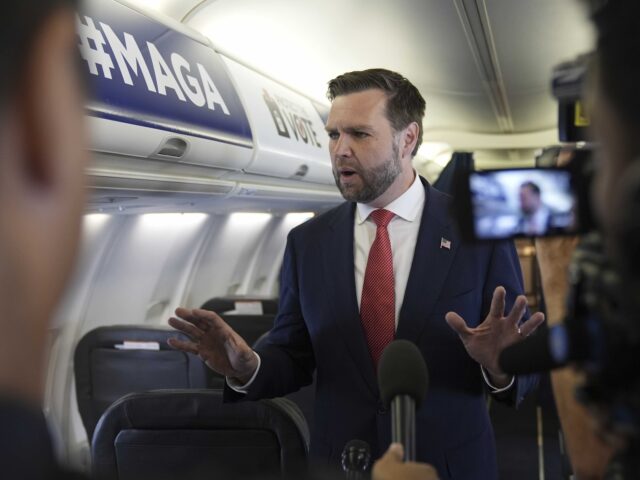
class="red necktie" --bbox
[360,209,395,367]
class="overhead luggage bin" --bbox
[221,56,334,186]
[78,0,253,175]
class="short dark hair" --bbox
[0,0,77,107]
[593,1,640,133]
[520,181,541,196]
[327,68,426,156]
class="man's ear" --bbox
[16,7,78,189]
[400,122,420,159]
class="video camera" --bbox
[452,55,595,242]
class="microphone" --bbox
[499,324,571,374]
[377,340,429,462]
[341,439,371,480]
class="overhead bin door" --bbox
[221,56,334,185]
[78,0,253,171]
[311,100,330,126]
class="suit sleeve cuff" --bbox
[226,352,261,393]
[480,365,515,393]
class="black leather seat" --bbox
[200,296,279,315]
[200,299,277,389]
[221,314,275,348]
[91,389,309,480]
[74,325,210,442]
[178,313,274,389]
[254,332,316,433]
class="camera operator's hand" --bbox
[372,443,439,480]
[445,286,544,384]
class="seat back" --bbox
[74,325,210,442]
[200,296,279,315]
[91,389,309,480]
[191,313,275,388]
[222,314,275,348]
[253,332,316,433]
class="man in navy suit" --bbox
[169,69,544,479]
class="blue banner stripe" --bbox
[79,0,252,145]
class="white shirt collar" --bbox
[356,171,425,225]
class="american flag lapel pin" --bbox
[440,237,451,250]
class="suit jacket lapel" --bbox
[396,179,460,342]
[321,203,378,397]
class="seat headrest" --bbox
[200,297,279,315]
[91,389,309,480]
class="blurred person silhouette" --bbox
[572,0,640,476]
[0,0,89,478]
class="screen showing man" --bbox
[470,169,576,239]
[519,181,548,235]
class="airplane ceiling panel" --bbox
[508,93,558,133]
[423,93,501,134]
[122,0,595,150]
[121,0,203,22]
[484,0,594,133]
[185,0,488,100]
[485,0,594,94]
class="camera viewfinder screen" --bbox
[470,169,577,239]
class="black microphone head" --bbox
[341,439,371,472]
[499,325,570,374]
[378,340,429,407]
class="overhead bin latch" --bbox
[291,164,309,179]
[152,137,189,160]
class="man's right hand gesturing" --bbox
[168,308,259,385]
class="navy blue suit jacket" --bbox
[226,179,537,479]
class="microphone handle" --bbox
[391,395,416,461]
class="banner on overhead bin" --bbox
[76,0,252,146]
[221,56,332,180]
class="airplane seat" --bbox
[200,296,279,315]
[253,332,316,434]
[74,325,211,443]
[179,313,276,391]
[91,389,309,480]
[220,314,276,348]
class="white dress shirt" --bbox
[355,171,424,325]
[229,171,512,393]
